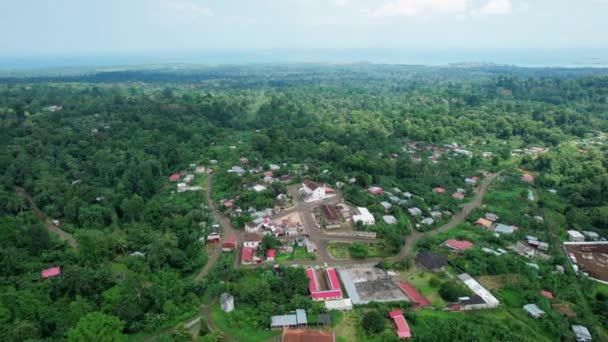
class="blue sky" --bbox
[1,0,607,56]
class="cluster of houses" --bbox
[512,147,548,158]
[508,236,550,260]
[401,141,472,164]
[475,213,518,235]
[299,180,336,202]
[168,164,208,192]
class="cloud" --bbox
[165,0,214,17]
[333,0,350,6]
[471,0,512,16]
[368,0,470,17]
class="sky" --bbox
[0,0,607,59]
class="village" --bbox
[153,138,605,342]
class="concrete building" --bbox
[568,230,586,242]
[220,293,234,313]
[353,207,375,225]
[457,273,500,310]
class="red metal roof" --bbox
[224,201,233,208]
[444,239,474,251]
[41,266,61,279]
[433,187,446,193]
[368,187,384,195]
[398,282,430,308]
[326,268,340,290]
[267,249,276,258]
[452,193,464,199]
[169,174,181,181]
[306,268,318,293]
[264,171,273,177]
[242,247,254,263]
[222,235,237,248]
[540,290,554,299]
[311,290,342,300]
[306,268,342,300]
[388,310,411,339]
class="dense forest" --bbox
[1,64,608,340]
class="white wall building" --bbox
[353,207,375,225]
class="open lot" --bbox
[338,266,408,304]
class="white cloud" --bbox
[333,0,350,6]
[165,0,214,17]
[471,0,512,16]
[368,0,470,17]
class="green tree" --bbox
[348,243,369,259]
[67,312,126,342]
[361,310,384,334]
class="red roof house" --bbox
[224,200,233,208]
[242,247,254,265]
[433,187,446,193]
[41,266,61,279]
[540,290,554,300]
[388,310,411,339]
[168,174,181,181]
[443,239,474,251]
[266,249,276,261]
[222,235,237,251]
[240,158,249,164]
[306,268,343,301]
[522,173,534,184]
[452,193,464,200]
[368,186,383,195]
[475,218,493,228]
[264,171,273,177]
[398,282,430,309]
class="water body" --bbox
[1,48,607,70]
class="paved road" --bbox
[194,174,240,282]
[14,186,78,248]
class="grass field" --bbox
[328,242,395,260]
[393,267,447,308]
[276,246,316,262]
[334,311,360,342]
[210,304,279,342]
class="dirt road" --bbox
[194,174,240,281]
[14,187,78,248]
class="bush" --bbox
[361,310,384,334]
[439,282,469,302]
[429,278,441,288]
[348,243,369,259]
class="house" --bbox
[452,193,464,200]
[220,293,234,313]
[324,298,353,311]
[266,249,276,262]
[495,223,516,235]
[168,174,181,181]
[465,177,478,185]
[306,268,343,301]
[223,200,233,208]
[41,266,61,279]
[240,157,248,163]
[582,231,600,241]
[264,171,273,177]
[397,282,430,309]
[443,239,474,251]
[485,213,499,222]
[229,166,246,176]
[209,159,218,164]
[241,246,256,265]
[388,310,411,339]
[368,186,384,195]
[572,325,592,342]
[403,192,413,200]
[383,215,397,224]
[195,166,206,174]
[252,184,267,192]
[222,235,237,252]
[415,251,447,270]
[568,230,585,242]
[420,217,434,225]
[380,201,392,210]
[523,304,545,318]
[281,329,335,342]
[319,204,341,229]
[433,187,446,193]
[475,218,493,229]
[270,309,307,329]
[522,173,534,184]
[353,207,375,225]
[540,290,554,300]
[317,313,331,326]
[207,227,221,242]
[300,180,328,202]
[243,233,263,248]
[269,164,281,171]
[458,273,500,310]
[430,211,442,219]
[279,174,293,183]
[408,207,422,217]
